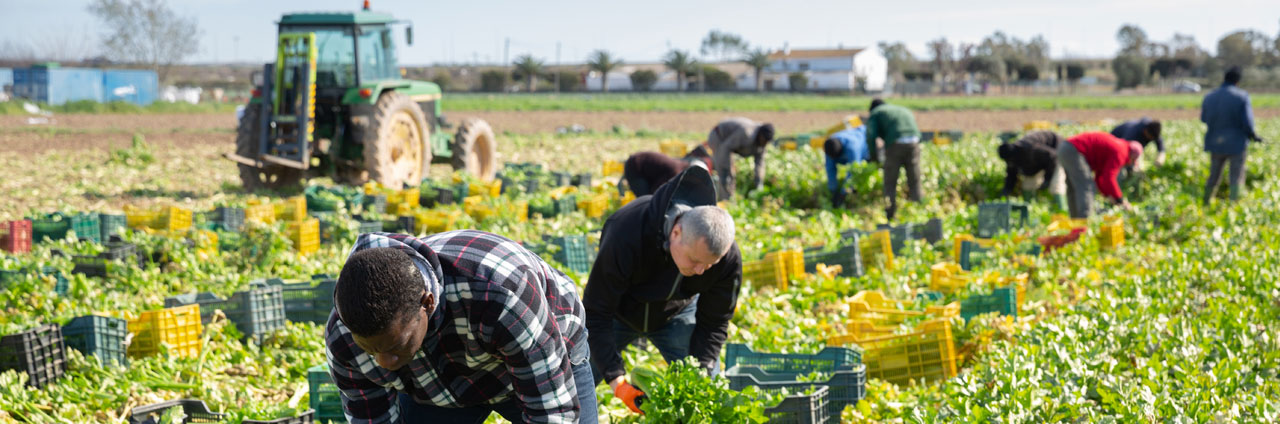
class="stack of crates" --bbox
[742,252,788,289]
[287,219,320,255]
[164,283,285,341]
[128,304,203,359]
[858,230,894,271]
[1098,217,1124,249]
[959,286,1019,321]
[976,202,1029,239]
[723,343,865,421]
[274,276,337,324]
[309,365,345,423]
[0,324,67,388]
[99,213,126,242]
[659,140,689,157]
[1,219,32,254]
[602,159,624,177]
[769,250,805,280]
[576,193,609,218]
[837,318,958,387]
[126,205,193,233]
[547,235,591,274]
[833,291,960,342]
[929,262,971,293]
[61,315,128,366]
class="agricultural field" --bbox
[0,100,1278,423]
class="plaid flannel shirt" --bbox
[324,231,588,424]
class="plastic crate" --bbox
[576,173,594,189]
[951,234,993,263]
[126,205,193,233]
[128,304,203,359]
[959,286,1018,321]
[660,140,689,157]
[71,255,111,277]
[357,220,382,235]
[1,219,32,254]
[874,223,910,255]
[1098,217,1124,249]
[70,212,101,244]
[245,202,276,225]
[275,196,308,222]
[274,276,337,324]
[726,365,866,420]
[845,291,959,330]
[308,365,345,424]
[61,315,128,366]
[306,185,363,213]
[1038,227,1086,253]
[71,240,138,277]
[742,253,788,289]
[976,202,1029,239]
[980,272,1028,314]
[576,193,609,218]
[917,218,944,244]
[28,213,71,242]
[929,262,971,293]
[243,410,316,424]
[839,319,958,387]
[775,250,805,279]
[724,343,862,376]
[602,159,624,177]
[128,399,225,424]
[0,324,66,388]
[763,385,830,424]
[362,193,388,213]
[548,235,591,274]
[287,219,320,255]
[469,180,502,198]
[164,283,285,341]
[958,240,993,271]
[207,207,245,232]
[552,171,573,187]
[99,213,127,242]
[858,230,894,271]
[414,210,463,234]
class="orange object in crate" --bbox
[287,219,320,255]
[128,304,203,358]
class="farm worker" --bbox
[1056,132,1142,218]
[1202,66,1264,205]
[1110,117,1165,167]
[705,117,776,200]
[997,130,1068,211]
[324,231,598,423]
[865,98,923,220]
[620,146,714,197]
[583,165,742,414]
[822,126,870,208]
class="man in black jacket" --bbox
[583,165,741,414]
[998,130,1067,211]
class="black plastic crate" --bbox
[553,194,577,216]
[357,220,382,235]
[726,364,867,419]
[575,173,593,188]
[0,324,67,388]
[362,194,387,214]
[725,343,862,377]
[552,171,573,187]
[274,276,337,324]
[128,399,225,424]
[72,255,111,277]
[99,213,127,242]
[207,207,245,232]
[435,188,455,205]
[243,410,315,424]
[917,218,944,244]
[62,315,128,366]
[764,385,830,424]
[802,243,863,278]
[164,283,285,341]
[397,216,416,233]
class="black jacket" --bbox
[1000,131,1062,196]
[583,170,742,384]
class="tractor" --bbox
[226,2,497,190]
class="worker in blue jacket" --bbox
[822,127,870,208]
[1201,66,1264,205]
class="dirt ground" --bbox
[3,108,1279,156]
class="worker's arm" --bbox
[1038,162,1057,192]
[712,147,736,200]
[1001,162,1019,197]
[1095,165,1124,203]
[825,155,841,197]
[1244,93,1259,141]
[864,115,880,163]
[582,228,636,386]
[688,245,742,372]
[751,148,766,192]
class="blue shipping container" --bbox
[13,67,104,105]
[102,69,157,105]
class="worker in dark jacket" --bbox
[997,130,1067,211]
[865,98,923,220]
[1202,66,1264,205]
[822,126,870,208]
[1110,117,1165,167]
[620,146,714,197]
[583,165,742,415]
[706,117,776,200]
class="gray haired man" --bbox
[582,165,743,414]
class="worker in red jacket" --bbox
[1056,132,1142,218]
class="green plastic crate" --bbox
[547,235,590,274]
[308,365,345,423]
[724,343,862,377]
[960,286,1019,321]
[976,202,1029,239]
[726,364,867,420]
[273,276,337,324]
[99,214,127,242]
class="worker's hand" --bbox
[1118,198,1134,211]
[613,381,647,414]
[1154,152,1166,166]
[1254,136,1266,143]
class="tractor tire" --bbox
[236,104,302,191]
[356,92,431,188]
[451,118,498,181]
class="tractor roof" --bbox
[279,10,396,26]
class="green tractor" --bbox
[227,2,497,190]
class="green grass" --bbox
[443,93,1280,112]
[0,100,239,115]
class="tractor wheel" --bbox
[236,104,302,191]
[357,92,430,188]
[451,118,498,181]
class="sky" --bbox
[2,0,1279,66]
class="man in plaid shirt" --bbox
[324,231,595,423]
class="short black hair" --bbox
[1225,66,1242,85]
[869,98,886,112]
[1143,120,1162,141]
[823,137,843,157]
[335,247,425,336]
[755,123,776,144]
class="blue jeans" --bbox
[397,344,599,424]
[591,298,719,386]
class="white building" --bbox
[737,48,887,93]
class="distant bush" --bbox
[700,65,734,91]
[788,72,808,92]
[480,70,509,92]
[630,70,658,92]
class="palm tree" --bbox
[512,54,544,93]
[587,50,623,93]
[663,50,696,92]
[742,48,773,92]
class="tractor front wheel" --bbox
[451,118,498,181]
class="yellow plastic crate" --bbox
[952,234,994,263]
[549,186,579,200]
[125,205,193,232]
[933,132,953,145]
[362,181,389,195]
[781,141,798,150]
[929,262,972,293]
[843,319,959,387]
[245,202,275,225]
[846,291,960,327]
[1046,214,1087,233]
[1023,120,1057,131]
[416,210,464,234]
[766,250,805,279]
[465,201,496,221]
[463,195,484,207]
[602,160,624,177]
[470,180,502,198]
[742,254,788,289]
[660,140,689,158]
[287,219,320,255]
[128,304,203,359]
[859,230,895,271]
[508,200,529,223]
[192,229,218,257]
[577,194,609,218]
[275,196,307,222]
[387,189,420,216]
[1098,217,1124,249]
